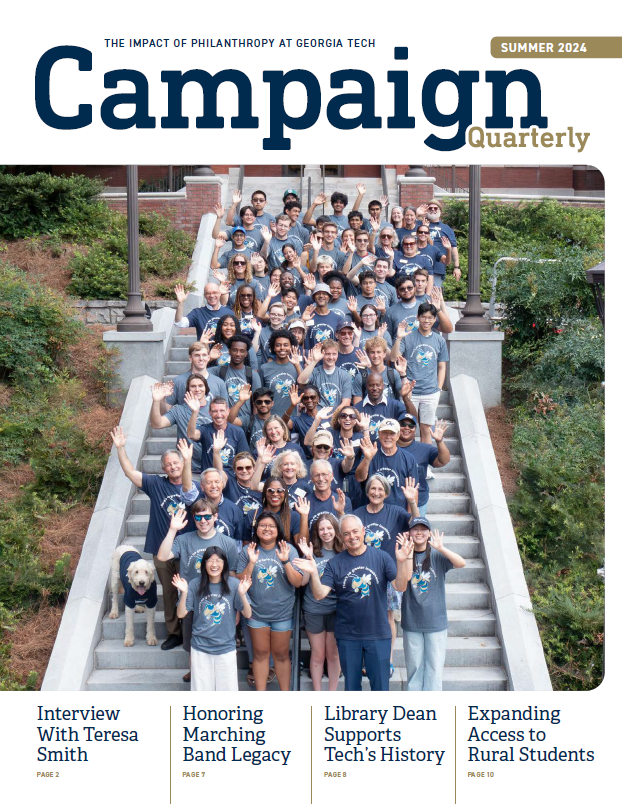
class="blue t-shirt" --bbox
[166,371,228,409]
[180,487,246,543]
[304,310,343,350]
[307,491,352,529]
[308,365,353,410]
[186,306,236,342]
[237,543,303,621]
[366,447,418,508]
[354,397,407,440]
[185,577,245,655]
[171,529,239,582]
[223,471,262,539]
[119,550,158,609]
[352,368,403,402]
[397,440,439,507]
[197,422,250,471]
[335,350,359,381]
[415,221,457,276]
[401,549,454,633]
[353,504,411,558]
[321,547,397,640]
[259,361,299,418]
[385,298,430,339]
[317,246,348,271]
[141,473,199,555]
[267,237,303,269]
[224,225,264,252]
[290,411,317,458]
[399,329,449,396]
[303,548,337,615]
[328,214,349,237]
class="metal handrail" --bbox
[307,176,311,208]
[290,587,303,691]
[299,166,304,207]
[380,164,389,220]
[424,165,469,194]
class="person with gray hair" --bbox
[109,427,200,651]
[173,281,235,342]
[294,513,414,691]
[303,459,353,529]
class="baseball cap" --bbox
[313,431,334,447]
[409,516,431,530]
[336,320,355,332]
[231,226,246,235]
[283,188,299,200]
[287,319,306,330]
[312,283,331,296]
[378,418,400,434]
[398,415,417,427]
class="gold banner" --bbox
[491,37,622,58]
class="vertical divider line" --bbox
[170,706,172,804]
[310,706,313,804]
[454,706,457,804]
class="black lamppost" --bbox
[586,262,605,326]
[455,165,492,332]
[116,165,152,332]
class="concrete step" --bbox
[103,611,170,640]
[425,473,466,493]
[427,514,475,535]
[145,437,177,456]
[447,558,485,583]
[446,582,490,609]
[425,493,470,515]
[444,636,502,666]
[441,666,507,691]
[443,533,480,558]
[166,361,191,375]
[153,425,177,438]
[396,609,496,638]
[86,664,507,692]
[169,347,193,361]
[95,640,187,670]
[173,335,197,348]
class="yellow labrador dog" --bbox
[109,545,157,647]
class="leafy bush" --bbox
[495,247,599,342]
[0,173,108,240]
[139,212,173,236]
[67,245,128,299]
[0,264,82,385]
[67,222,194,298]
[438,198,604,302]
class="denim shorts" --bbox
[247,617,294,632]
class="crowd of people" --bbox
[111,183,466,692]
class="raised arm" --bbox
[157,509,188,562]
[110,426,143,487]
[185,393,202,441]
[150,383,174,429]
[225,189,242,227]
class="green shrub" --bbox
[0,173,108,240]
[138,212,172,236]
[494,246,598,342]
[510,396,604,558]
[67,245,129,299]
[0,264,81,386]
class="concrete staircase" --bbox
[224,168,399,217]
[86,332,507,691]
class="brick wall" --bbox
[102,180,221,236]
[399,181,435,209]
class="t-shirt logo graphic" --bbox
[274,376,294,396]
[217,353,231,366]
[323,385,339,406]
[204,600,226,624]
[411,567,431,594]
[315,327,332,343]
[165,500,184,517]
[219,445,234,466]
[226,376,244,403]
[364,527,384,549]
[351,573,372,598]
[405,319,419,334]
[415,346,435,367]
[242,499,260,516]
[258,565,278,588]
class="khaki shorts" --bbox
[410,390,441,426]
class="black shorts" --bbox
[182,614,193,652]
[304,610,336,634]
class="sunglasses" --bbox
[403,242,416,247]
[255,399,272,405]
[399,422,416,429]
[301,396,317,402]
[194,513,214,522]
[233,260,246,266]
[428,206,439,211]
[380,234,393,238]
[340,412,357,419]
[315,444,331,451]
[267,487,285,494]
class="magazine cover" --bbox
[0,2,612,802]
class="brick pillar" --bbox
[183,175,224,237]
[397,175,436,209]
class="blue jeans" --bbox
[403,629,447,691]
[417,501,428,518]
[336,638,392,691]
[433,274,445,287]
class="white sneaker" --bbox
[426,465,435,481]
